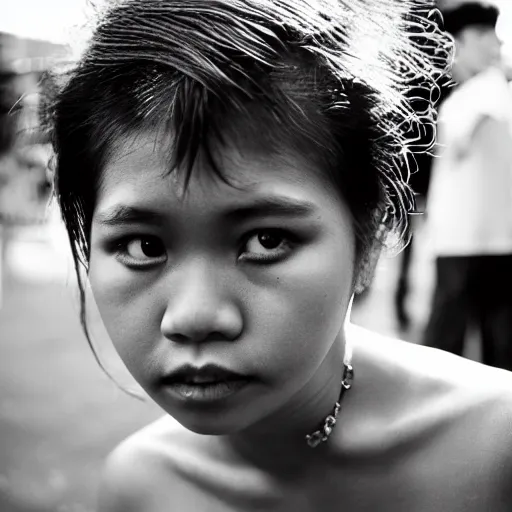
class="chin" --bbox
[176,414,248,436]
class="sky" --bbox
[1,0,512,59]
[0,0,91,44]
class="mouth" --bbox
[161,364,252,402]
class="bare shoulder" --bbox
[97,415,198,512]
[347,323,512,446]
[349,323,512,405]
[335,325,512,510]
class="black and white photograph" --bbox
[1,1,512,511]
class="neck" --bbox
[223,333,348,473]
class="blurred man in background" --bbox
[424,2,512,370]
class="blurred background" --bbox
[1,1,512,511]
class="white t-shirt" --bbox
[426,67,512,256]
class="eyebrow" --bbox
[95,196,317,227]
[223,197,317,222]
[95,205,166,227]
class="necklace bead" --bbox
[305,358,354,448]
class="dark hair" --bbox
[442,2,499,38]
[45,0,449,371]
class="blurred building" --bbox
[0,32,68,224]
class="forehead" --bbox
[94,131,341,214]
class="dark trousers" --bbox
[423,254,512,371]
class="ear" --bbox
[353,244,382,295]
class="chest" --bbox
[143,448,508,512]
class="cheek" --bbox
[246,228,354,376]
[88,254,162,366]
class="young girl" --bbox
[48,1,512,510]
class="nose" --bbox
[160,260,243,345]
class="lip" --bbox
[160,363,252,403]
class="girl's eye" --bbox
[117,236,167,267]
[240,229,293,262]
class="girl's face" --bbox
[88,132,356,435]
